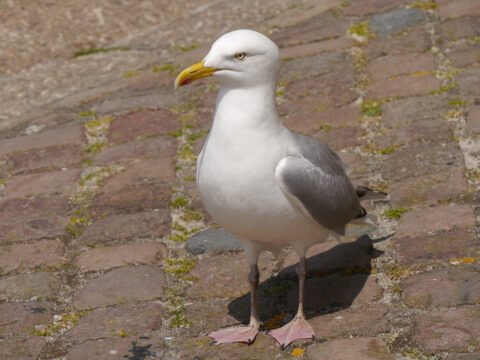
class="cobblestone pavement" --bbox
[1,0,480,359]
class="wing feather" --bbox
[275,134,361,235]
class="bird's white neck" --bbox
[212,83,281,132]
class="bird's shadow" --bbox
[227,234,388,327]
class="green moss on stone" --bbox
[169,196,190,209]
[409,1,437,10]
[74,47,131,57]
[173,43,199,52]
[78,111,97,117]
[348,22,375,38]
[382,208,410,220]
[152,64,179,72]
[361,100,382,117]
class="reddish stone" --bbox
[306,337,393,359]
[66,303,164,341]
[0,301,52,335]
[281,52,352,81]
[444,354,480,360]
[73,265,166,310]
[101,158,176,192]
[280,38,351,59]
[367,53,436,81]
[90,182,172,218]
[65,335,165,360]
[0,336,45,360]
[267,0,344,28]
[0,124,85,157]
[457,67,480,95]
[7,144,84,175]
[0,216,67,244]
[0,272,59,301]
[271,14,348,47]
[77,209,170,246]
[311,126,364,150]
[381,142,463,182]
[286,275,382,309]
[394,228,480,266]
[367,73,442,99]
[446,43,480,68]
[377,118,454,148]
[366,28,431,59]
[283,105,360,135]
[74,242,167,273]
[342,0,408,16]
[285,69,357,109]
[310,304,390,338]
[181,334,281,360]
[401,264,480,309]
[396,204,475,238]
[195,91,217,131]
[414,308,480,353]
[5,168,81,198]
[0,195,69,221]
[94,135,177,166]
[439,0,480,19]
[185,299,239,335]
[0,240,63,274]
[107,109,179,143]
[383,95,448,127]
[187,252,275,300]
[0,195,69,243]
[466,106,480,135]
[125,71,173,92]
[92,92,177,115]
[436,16,480,41]
[389,169,468,208]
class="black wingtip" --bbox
[355,206,368,219]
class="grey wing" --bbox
[275,156,361,235]
[275,134,361,235]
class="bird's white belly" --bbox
[197,135,326,249]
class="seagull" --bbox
[174,29,387,349]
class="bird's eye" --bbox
[234,52,246,60]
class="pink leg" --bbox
[209,263,261,345]
[269,257,315,349]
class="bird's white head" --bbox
[174,29,280,89]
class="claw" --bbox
[280,344,285,351]
[209,340,217,346]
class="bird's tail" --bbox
[349,186,390,226]
[355,186,390,202]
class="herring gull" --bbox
[174,29,388,348]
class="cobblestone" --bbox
[306,337,393,360]
[401,264,480,309]
[0,272,59,301]
[73,265,166,310]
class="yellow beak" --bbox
[174,61,219,89]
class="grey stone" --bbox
[369,8,426,37]
[186,228,243,255]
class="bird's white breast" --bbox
[196,113,325,249]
